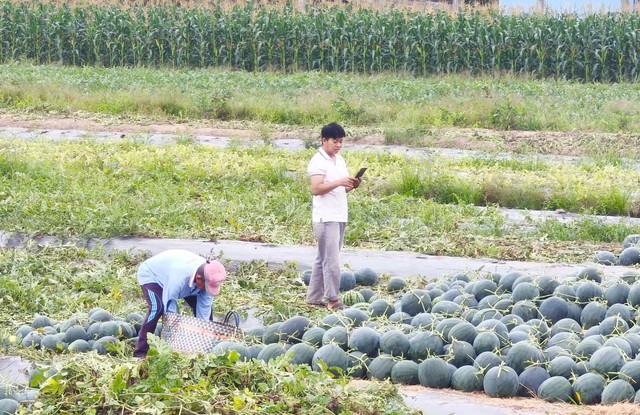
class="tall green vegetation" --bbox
[0,2,639,81]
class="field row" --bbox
[1,3,640,81]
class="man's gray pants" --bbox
[306,221,345,304]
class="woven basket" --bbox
[160,311,244,354]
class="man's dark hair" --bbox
[321,122,346,139]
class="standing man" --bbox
[134,249,227,357]
[306,122,362,310]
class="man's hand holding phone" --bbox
[352,167,366,189]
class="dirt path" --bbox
[1,232,635,282]
[1,111,639,158]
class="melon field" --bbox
[3,1,640,414]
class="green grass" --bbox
[1,137,638,263]
[2,63,640,143]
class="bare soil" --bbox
[397,384,640,415]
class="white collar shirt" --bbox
[307,148,349,223]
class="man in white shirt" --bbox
[133,249,227,357]
[306,123,361,310]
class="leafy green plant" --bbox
[25,339,421,414]
[2,138,640,263]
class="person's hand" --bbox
[353,177,362,189]
[339,177,357,188]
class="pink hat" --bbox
[203,260,226,296]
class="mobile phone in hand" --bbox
[355,167,367,179]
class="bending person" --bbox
[134,249,226,357]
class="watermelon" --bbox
[390,360,420,385]
[536,275,560,297]
[451,365,484,392]
[348,326,380,357]
[537,376,574,402]
[301,326,326,347]
[67,339,91,353]
[620,361,640,391]
[498,272,524,293]
[573,372,606,405]
[547,356,579,379]
[212,341,251,361]
[473,352,503,373]
[623,234,640,249]
[262,322,283,344]
[277,316,311,344]
[400,289,432,316]
[410,313,435,329]
[580,301,607,329]
[539,297,568,325]
[379,329,410,358]
[511,282,539,303]
[0,399,19,414]
[517,366,550,397]
[483,365,519,398]
[347,351,370,378]
[589,346,626,377]
[601,379,635,404]
[444,340,476,368]
[322,326,349,350]
[575,267,602,283]
[506,341,545,374]
[340,307,369,328]
[312,344,349,376]
[619,247,640,266]
[418,357,451,388]
[472,331,500,355]
[31,315,52,329]
[342,291,365,307]
[387,277,407,293]
[408,331,444,362]
[257,343,287,362]
[368,353,398,381]
[472,279,498,302]
[447,321,477,344]
[354,267,378,286]
[339,270,357,292]
[368,299,395,318]
[286,343,317,366]
[594,251,617,266]
[300,269,312,286]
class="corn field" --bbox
[1,2,639,81]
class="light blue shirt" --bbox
[137,249,213,319]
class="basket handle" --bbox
[223,310,241,327]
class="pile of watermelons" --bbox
[10,256,640,409]
[5,308,147,413]
[594,234,640,266]
[15,308,144,354]
[237,264,640,406]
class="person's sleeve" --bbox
[307,157,325,176]
[196,293,213,320]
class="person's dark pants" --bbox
[133,283,207,358]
